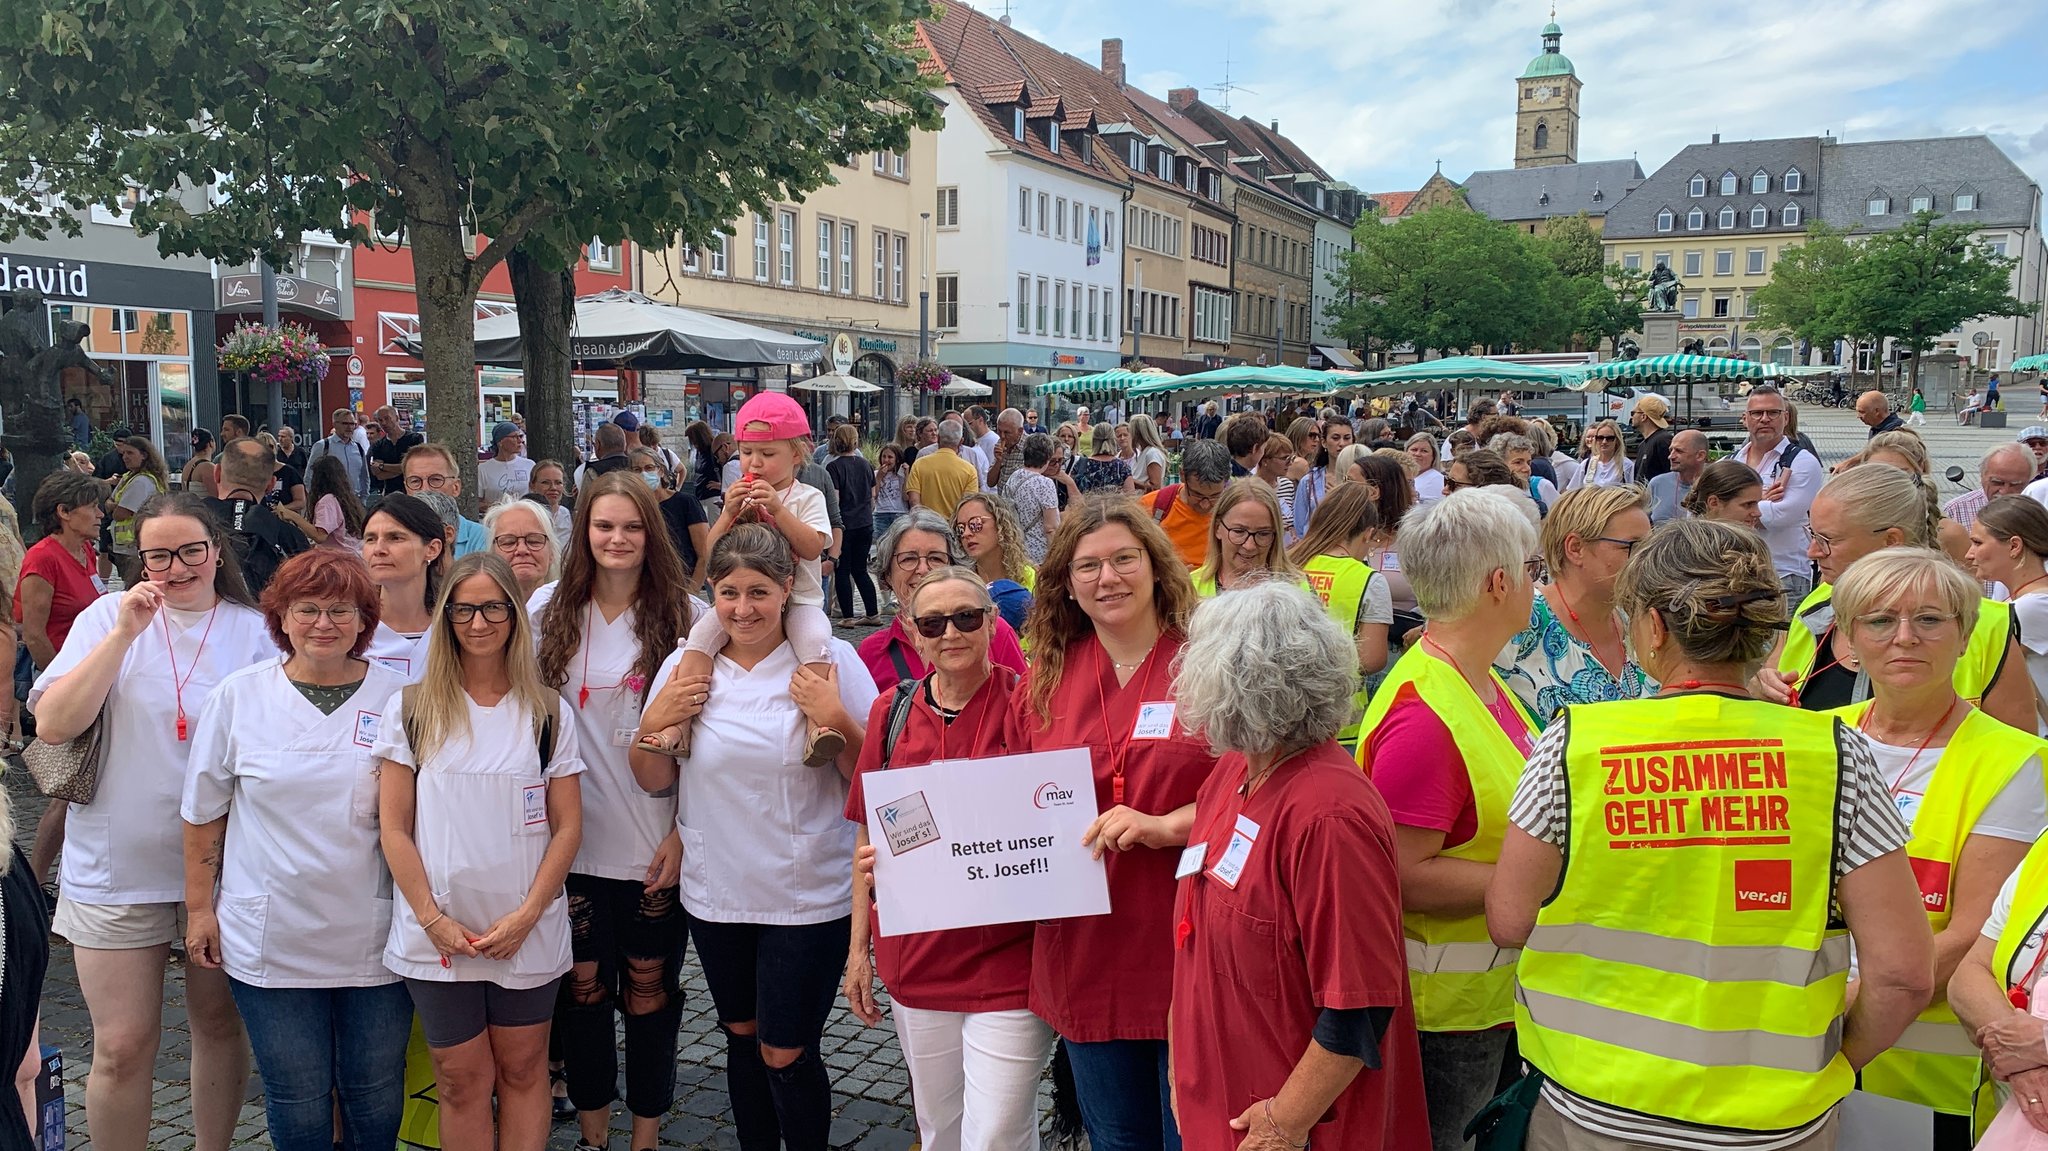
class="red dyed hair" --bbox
[259,550,383,658]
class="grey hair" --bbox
[1174,580,1357,754]
[869,506,968,586]
[1180,439,1231,484]
[481,496,561,582]
[907,564,995,617]
[415,490,461,532]
[996,407,1024,430]
[1487,432,1534,458]
[1397,488,1538,620]
[1984,441,2034,472]
[936,420,964,448]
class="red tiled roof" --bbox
[1374,191,1418,215]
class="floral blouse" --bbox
[1494,589,1655,729]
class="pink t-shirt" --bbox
[1366,688,1532,850]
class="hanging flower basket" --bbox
[898,359,952,394]
[218,321,331,392]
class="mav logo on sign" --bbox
[1734,859,1793,911]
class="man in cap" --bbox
[1629,394,1675,481]
[477,420,534,507]
[1857,390,1904,438]
[2022,425,2048,481]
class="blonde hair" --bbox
[1613,519,1786,669]
[1865,429,1934,475]
[406,553,558,764]
[953,492,1031,584]
[1374,446,1418,478]
[1818,463,1941,549]
[1193,478,1300,588]
[1333,443,1374,481]
[1542,484,1651,574]
[1832,547,1980,642]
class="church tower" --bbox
[1514,15,1580,169]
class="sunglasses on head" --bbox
[911,607,993,639]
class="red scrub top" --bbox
[1010,631,1216,1042]
[859,614,1028,691]
[1171,740,1428,1151]
[846,669,1033,1013]
[13,535,104,656]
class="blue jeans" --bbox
[229,978,414,1151]
[1063,1038,1181,1151]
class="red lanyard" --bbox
[1094,642,1161,807]
[1549,584,1626,679]
[933,675,994,764]
[1786,625,1848,710]
[1859,696,1961,799]
[163,605,220,741]
[576,603,639,708]
[2014,937,2048,1008]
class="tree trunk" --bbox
[404,170,484,518]
[510,247,576,474]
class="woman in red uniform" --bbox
[1171,580,1429,1151]
[1013,493,1214,1151]
[844,565,1052,1151]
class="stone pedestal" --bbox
[1638,312,1681,356]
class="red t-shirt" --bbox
[13,535,104,656]
[845,671,1032,1013]
[858,615,1028,691]
[1363,686,1533,850]
[1171,741,1429,1151]
[1009,632,1218,1042]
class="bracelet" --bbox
[421,911,446,932]
[1262,1099,1307,1149]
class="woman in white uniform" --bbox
[28,493,277,1151]
[1964,495,2048,734]
[375,553,584,1151]
[530,473,695,1151]
[180,549,413,1151]
[361,493,447,681]
[632,525,879,1151]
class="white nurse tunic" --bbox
[182,658,412,987]
[363,622,430,682]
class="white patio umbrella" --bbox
[938,378,994,397]
[790,372,882,394]
[398,288,822,369]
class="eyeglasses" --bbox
[1522,556,1549,583]
[493,533,551,553]
[1593,536,1642,553]
[1808,527,1886,557]
[1586,434,1618,443]
[1443,477,1468,492]
[1852,611,1958,640]
[405,474,453,491]
[911,607,993,639]
[446,601,515,624]
[893,551,954,573]
[1745,408,1787,420]
[953,516,989,536]
[138,541,213,571]
[1222,524,1277,548]
[1072,548,1147,581]
[289,603,361,624]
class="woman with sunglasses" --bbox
[377,553,584,1151]
[28,494,275,1151]
[1564,419,1633,490]
[1353,488,1542,1151]
[843,565,1052,1151]
[360,494,449,681]
[1495,485,1655,727]
[953,493,1035,632]
[631,526,878,1151]
[1275,416,1323,516]
[1190,479,1300,598]
[531,473,695,1151]
[1756,464,2034,732]
[1012,495,1215,1151]
[1289,415,1356,539]
[858,510,1027,691]
[181,549,413,1151]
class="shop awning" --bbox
[1311,345,1361,370]
[2015,353,2048,373]
[396,288,821,369]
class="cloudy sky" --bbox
[996,0,2048,202]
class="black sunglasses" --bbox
[911,607,992,639]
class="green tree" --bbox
[1835,211,2030,393]
[0,0,937,500]
[1333,207,1561,357]
[1538,214,1605,280]
[1753,222,1862,352]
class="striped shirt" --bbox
[1506,699,1911,1149]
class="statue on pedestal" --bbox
[1646,264,1682,313]
[1,288,115,526]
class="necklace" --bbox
[1859,695,1962,798]
[1239,745,1311,797]
[1548,582,1626,677]
[2009,572,2048,600]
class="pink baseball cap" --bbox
[734,391,812,442]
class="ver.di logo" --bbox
[1034,782,1076,809]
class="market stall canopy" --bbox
[2014,353,2048,373]
[1126,363,1336,401]
[790,372,882,393]
[1036,368,1175,400]
[938,378,994,397]
[397,288,822,369]
[1335,355,1571,398]
[1562,353,1780,392]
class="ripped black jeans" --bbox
[555,873,690,1119]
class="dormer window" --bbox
[1867,193,1890,216]
[1656,208,1674,233]
[1717,205,1735,228]
[1720,170,1738,195]
[1157,151,1171,181]
[1784,167,1803,192]
[1752,169,1770,194]
[1079,135,1094,164]
[1909,192,1933,213]
[1689,174,1707,198]
[1012,107,1025,141]
[1751,204,1768,228]
[1782,202,1801,226]
[1591,186,1604,203]
[1128,139,1143,169]
[1687,207,1705,230]
[1049,123,1061,155]
[1955,187,1979,211]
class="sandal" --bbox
[551,1066,576,1120]
[804,724,846,767]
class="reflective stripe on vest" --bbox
[1302,554,1374,740]
[1781,585,2013,706]
[1357,646,1535,1031]
[1514,697,1853,1130]
[1406,938,1519,977]
[1838,702,2048,1115]
[1993,833,2048,998]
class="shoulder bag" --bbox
[22,701,107,803]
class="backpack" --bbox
[1149,484,1181,522]
[211,498,290,596]
[877,676,924,770]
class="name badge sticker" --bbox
[1209,815,1261,889]
[522,783,548,827]
[1132,702,1176,740]
[612,727,639,748]
[354,711,381,749]
[1175,842,1207,880]
[90,574,109,594]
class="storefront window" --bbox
[159,363,193,471]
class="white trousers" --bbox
[892,1003,1056,1151]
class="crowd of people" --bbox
[8,382,2048,1151]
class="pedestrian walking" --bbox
[107,436,168,585]
[825,425,880,625]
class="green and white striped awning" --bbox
[1126,364,1337,401]
[2014,353,2048,373]
[1036,369,1172,399]
[1563,354,1778,392]
[1335,356,1571,397]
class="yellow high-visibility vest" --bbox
[1833,701,2046,1115]
[1780,584,2012,706]
[1301,553,1375,743]
[1356,645,1535,1031]
[1515,695,1853,1130]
